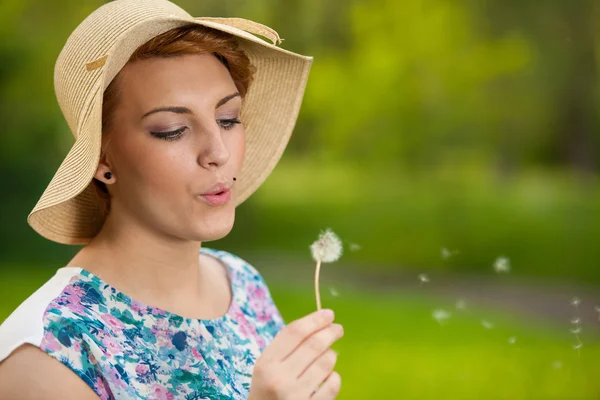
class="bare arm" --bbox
[0,344,100,400]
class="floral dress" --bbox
[0,247,285,399]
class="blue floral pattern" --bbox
[39,247,285,399]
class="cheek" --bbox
[115,136,190,192]
[234,128,247,166]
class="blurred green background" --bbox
[1,0,599,398]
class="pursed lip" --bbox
[201,181,231,195]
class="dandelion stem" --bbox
[315,259,322,310]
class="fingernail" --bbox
[320,308,334,319]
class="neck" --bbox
[72,203,206,307]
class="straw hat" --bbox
[27,0,312,245]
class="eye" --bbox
[218,117,242,131]
[150,127,186,141]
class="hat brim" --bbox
[27,15,312,244]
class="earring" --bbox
[104,171,112,180]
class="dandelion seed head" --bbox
[508,336,516,344]
[481,320,494,329]
[418,273,429,283]
[310,228,343,263]
[493,257,511,273]
[432,309,451,325]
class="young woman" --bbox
[0,1,343,399]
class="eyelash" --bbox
[150,118,242,141]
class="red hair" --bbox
[95,24,255,215]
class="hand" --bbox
[248,309,344,399]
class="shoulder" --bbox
[202,247,287,332]
[200,247,266,284]
[0,267,82,364]
[0,343,99,399]
[0,268,100,399]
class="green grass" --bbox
[269,283,600,399]
[1,268,599,398]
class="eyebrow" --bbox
[141,92,241,119]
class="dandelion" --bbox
[311,228,343,310]
[432,309,452,325]
[418,273,429,284]
[493,256,511,273]
[329,287,340,297]
[455,299,467,311]
[481,320,494,329]
[348,243,362,252]
[508,336,516,344]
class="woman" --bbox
[0,1,343,399]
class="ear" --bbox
[94,149,116,185]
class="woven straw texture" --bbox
[27,0,312,245]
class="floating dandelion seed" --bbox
[418,273,429,284]
[481,320,494,329]
[570,298,583,357]
[595,306,600,321]
[493,256,511,273]
[329,287,340,297]
[508,336,517,344]
[441,248,452,260]
[432,309,452,325]
[552,361,563,369]
[311,228,343,310]
[441,248,459,260]
[455,299,467,311]
[348,243,362,252]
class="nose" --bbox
[196,124,230,169]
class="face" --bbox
[96,53,246,242]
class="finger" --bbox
[260,309,335,364]
[284,323,343,378]
[311,371,342,400]
[297,348,338,396]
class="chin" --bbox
[191,210,235,241]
